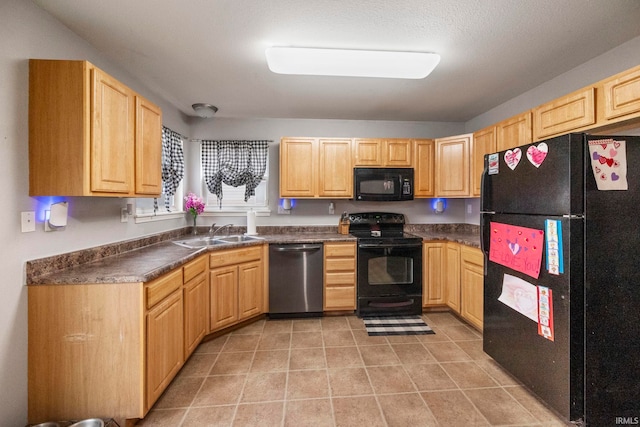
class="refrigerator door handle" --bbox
[479,213,492,276]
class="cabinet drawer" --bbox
[183,255,207,283]
[325,257,355,272]
[325,271,355,286]
[146,268,183,309]
[325,287,356,310]
[461,246,483,265]
[325,243,356,257]
[210,246,262,268]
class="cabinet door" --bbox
[414,139,435,197]
[600,65,640,121]
[210,266,239,331]
[91,67,134,193]
[435,134,472,197]
[135,96,162,195]
[318,138,353,197]
[183,272,208,359]
[461,246,484,330]
[422,242,445,306]
[146,289,183,411]
[238,260,263,320]
[280,138,317,197]
[445,243,461,313]
[496,111,532,152]
[533,87,595,140]
[353,138,383,166]
[385,139,412,166]
[471,127,496,197]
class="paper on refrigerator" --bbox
[498,274,539,322]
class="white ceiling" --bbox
[33,0,640,122]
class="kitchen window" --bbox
[200,140,271,215]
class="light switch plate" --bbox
[121,208,129,222]
[21,211,36,232]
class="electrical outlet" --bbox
[277,206,291,215]
[21,211,36,232]
[121,208,129,222]
[467,203,473,214]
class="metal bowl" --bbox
[69,419,104,427]
[31,423,60,427]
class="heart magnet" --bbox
[527,143,548,168]
[504,148,522,170]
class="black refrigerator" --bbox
[481,133,640,425]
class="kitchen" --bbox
[5,1,640,426]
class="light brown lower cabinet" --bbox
[209,245,265,332]
[423,241,484,330]
[27,249,240,424]
[422,242,445,306]
[28,282,145,423]
[460,245,484,330]
[444,242,461,313]
[28,264,192,423]
[146,282,183,410]
[324,242,357,311]
[183,256,209,359]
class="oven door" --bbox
[357,242,422,297]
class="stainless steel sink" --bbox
[173,237,226,248]
[173,234,263,248]
[215,235,264,243]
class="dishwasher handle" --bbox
[272,244,323,253]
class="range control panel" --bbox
[348,212,405,225]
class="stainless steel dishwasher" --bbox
[269,243,324,317]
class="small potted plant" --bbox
[184,192,205,234]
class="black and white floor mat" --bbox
[362,315,435,336]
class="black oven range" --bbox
[348,212,423,317]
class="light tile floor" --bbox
[137,312,569,426]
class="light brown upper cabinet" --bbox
[135,97,163,195]
[533,87,596,141]
[435,133,472,197]
[318,138,353,197]
[597,64,640,125]
[353,138,413,167]
[280,137,352,198]
[414,139,435,197]
[29,59,162,197]
[280,137,317,197]
[496,111,532,152]
[471,126,497,197]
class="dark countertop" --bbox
[27,226,479,286]
[410,230,481,248]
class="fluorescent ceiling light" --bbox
[265,47,440,79]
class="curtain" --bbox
[202,140,270,207]
[158,126,185,212]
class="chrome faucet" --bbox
[209,223,233,237]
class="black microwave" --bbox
[354,167,414,201]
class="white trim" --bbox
[199,209,271,217]
[134,211,185,224]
